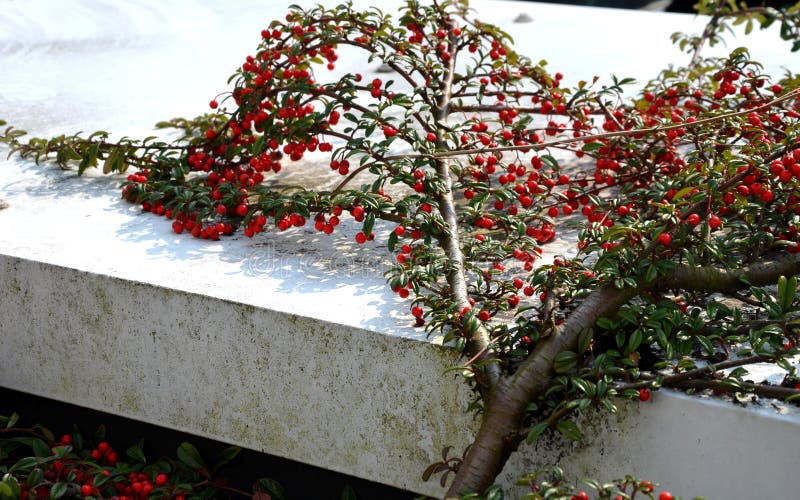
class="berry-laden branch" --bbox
[4,0,800,497]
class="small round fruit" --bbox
[638,388,651,401]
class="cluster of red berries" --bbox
[569,482,673,500]
[13,434,187,500]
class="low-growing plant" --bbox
[0,413,286,500]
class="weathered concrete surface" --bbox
[2,253,799,498]
[0,256,473,495]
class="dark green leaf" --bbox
[627,329,643,353]
[526,422,549,444]
[553,351,578,373]
[31,439,50,458]
[50,482,67,499]
[556,420,584,441]
[10,457,39,473]
[26,468,43,488]
[93,425,106,444]
[363,212,375,238]
[214,446,241,470]
[177,442,205,470]
[340,484,357,500]
[254,478,287,500]
[126,442,146,464]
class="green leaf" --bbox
[26,468,43,488]
[93,470,112,487]
[9,457,38,472]
[5,413,19,429]
[254,478,287,500]
[0,482,12,498]
[556,420,584,441]
[341,484,357,500]
[177,442,205,470]
[126,442,146,464]
[363,212,375,238]
[50,482,67,499]
[553,351,578,373]
[627,329,643,353]
[31,439,50,458]
[526,422,549,444]
[485,486,504,500]
[78,142,101,175]
[539,154,559,170]
[93,424,106,444]
[34,425,55,444]
[572,378,595,396]
[577,327,593,354]
[696,335,715,356]
[387,230,398,252]
[778,275,797,313]
[214,446,241,470]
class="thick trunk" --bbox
[446,286,637,497]
[445,253,800,497]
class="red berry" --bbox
[722,192,735,204]
[657,233,671,246]
[686,213,700,226]
[209,100,219,109]
[638,388,651,401]
[411,306,423,318]
[426,132,437,142]
[80,485,93,497]
[154,474,169,486]
[355,232,367,244]
[708,214,722,230]
[659,492,674,500]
